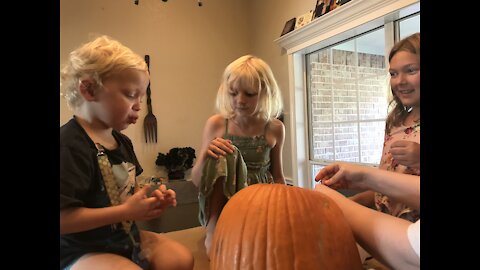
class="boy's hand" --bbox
[145,183,160,197]
[150,184,177,208]
[124,185,176,221]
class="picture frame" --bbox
[337,0,352,5]
[313,0,344,20]
[294,10,313,30]
[313,0,325,19]
[280,17,296,36]
[328,0,338,13]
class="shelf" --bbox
[274,0,419,55]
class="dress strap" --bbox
[224,118,229,137]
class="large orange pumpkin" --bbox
[210,184,363,270]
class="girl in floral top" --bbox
[351,32,420,222]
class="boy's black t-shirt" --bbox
[60,117,143,269]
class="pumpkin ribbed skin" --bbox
[210,184,363,270]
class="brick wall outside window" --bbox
[308,49,388,165]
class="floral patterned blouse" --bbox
[375,122,420,222]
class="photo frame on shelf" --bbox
[313,0,344,20]
[337,0,352,6]
[280,17,296,36]
[328,0,338,13]
[294,10,313,30]
[313,0,325,19]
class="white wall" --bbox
[60,0,251,178]
[247,0,318,182]
[60,0,317,181]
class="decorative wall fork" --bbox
[143,55,157,143]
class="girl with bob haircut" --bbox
[215,54,283,121]
[192,55,286,257]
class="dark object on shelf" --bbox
[156,147,196,180]
[280,17,296,36]
[324,0,332,14]
[337,0,352,5]
[328,0,339,13]
[313,0,325,19]
[314,0,344,19]
[134,0,139,5]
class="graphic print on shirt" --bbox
[112,161,136,202]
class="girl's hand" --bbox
[390,141,420,169]
[206,137,235,159]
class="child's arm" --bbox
[349,190,375,208]
[191,115,234,187]
[269,119,285,184]
[60,185,172,234]
[315,184,420,270]
[316,163,420,210]
[60,205,131,235]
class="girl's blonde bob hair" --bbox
[216,55,283,120]
[60,35,148,109]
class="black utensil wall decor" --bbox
[143,55,158,143]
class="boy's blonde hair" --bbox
[216,55,283,120]
[60,35,148,109]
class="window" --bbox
[307,14,419,188]
[307,28,388,162]
[274,0,419,189]
[398,13,420,39]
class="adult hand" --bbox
[206,137,235,159]
[314,163,369,191]
[390,141,420,169]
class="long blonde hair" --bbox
[385,32,420,133]
[216,55,283,121]
[60,35,148,109]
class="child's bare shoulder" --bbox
[266,118,285,139]
[268,118,285,131]
[206,114,226,126]
[205,114,227,134]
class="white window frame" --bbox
[274,0,420,189]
